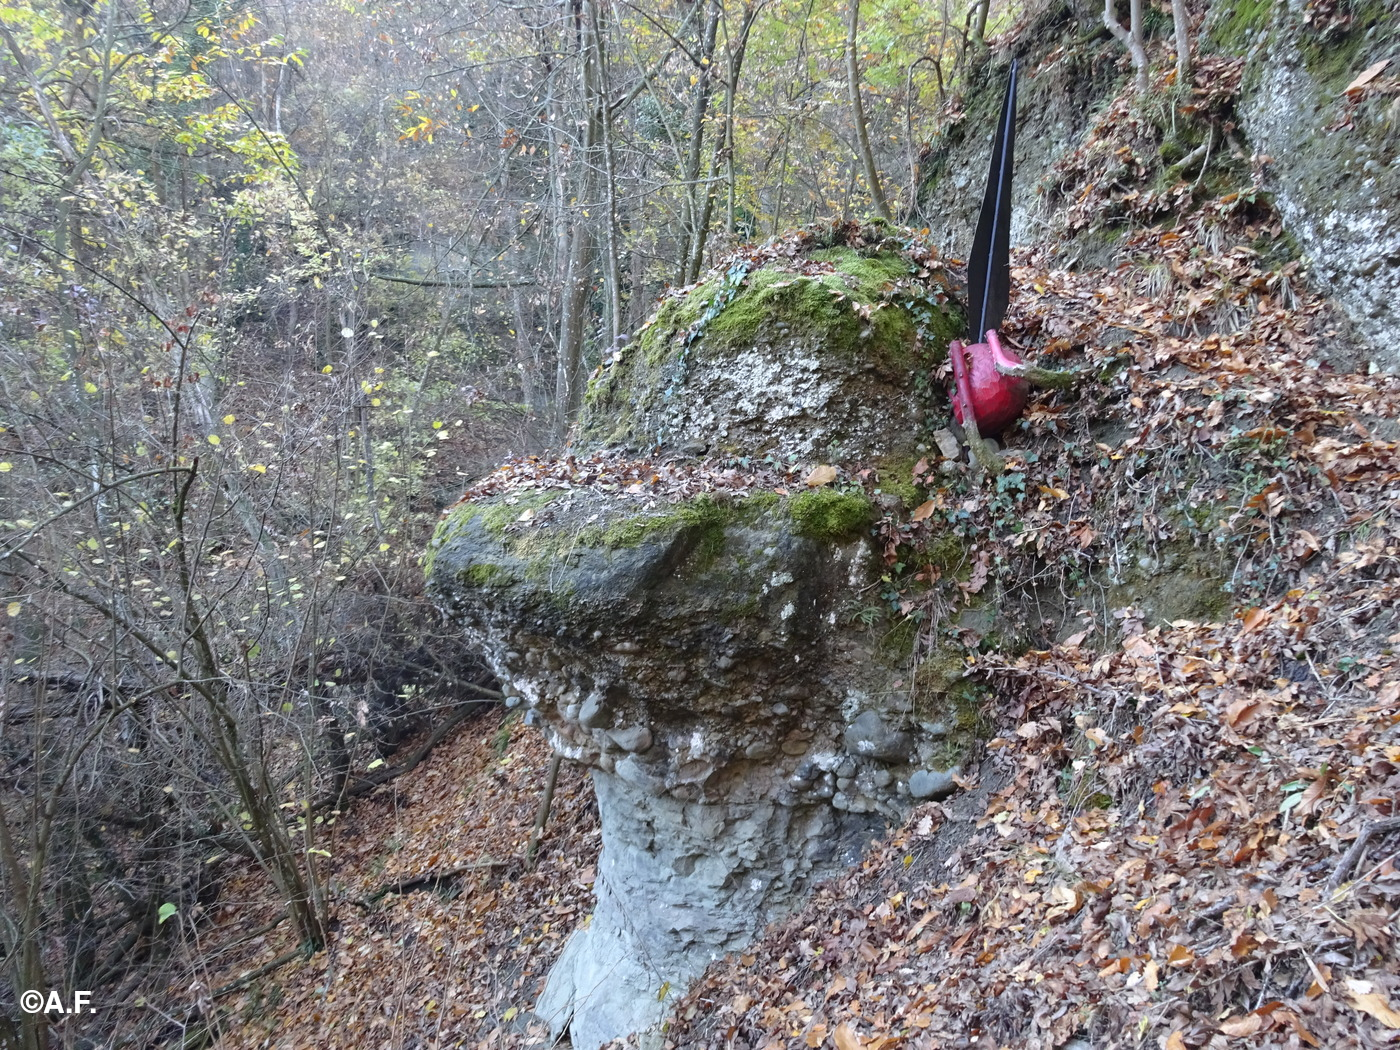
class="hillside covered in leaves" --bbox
[148,56,1400,1050]
[4,0,1400,1046]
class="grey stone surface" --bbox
[909,767,960,801]
[579,691,612,729]
[1237,3,1400,370]
[606,725,653,753]
[535,774,859,1050]
[430,496,950,1047]
[843,710,913,763]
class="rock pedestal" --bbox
[428,234,970,1048]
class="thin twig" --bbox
[355,859,510,909]
[212,947,305,999]
[1327,817,1400,896]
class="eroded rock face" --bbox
[915,0,1400,370]
[1237,0,1400,369]
[428,242,970,1048]
[577,240,960,460]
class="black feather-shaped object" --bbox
[966,60,1018,342]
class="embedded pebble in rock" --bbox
[909,767,961,801]
[843,709,913,763]
[579,691,613,730]
[606,726,653,753]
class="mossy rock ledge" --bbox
[427,243,965,1050]
[577,244,960,459]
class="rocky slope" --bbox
[615,96,1400,1050]
[915,0,1400,370]
[428,227,978,1048]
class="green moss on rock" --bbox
[595,494,734,573]
[1296,1,1393,89]
[874,455,923,509]
[915,648,968,695]
[788,489,873,541]
[1206,0,1274,53]
[462,562,516,588]
[576,237,960,455]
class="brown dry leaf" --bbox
[1165,1031,1187,1050]
[1220,1013,1263,1037]
[804,464,839,487]
[1241,606,1271,632]
[833,1021,864,1050]
[910,500,936,522]
[1046,884,1082,921]
[804,1022,828,1046]
[1167,944,1195,967]
[1344,979,1400,1028]
[1143,958,1159,992]
[1123,634,1156,659]
[1345,58,1391,94]
[961,550,990,594]
[1295,769,1335,820]
[1223,694,1269,729]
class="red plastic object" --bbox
[949,329,1029,437]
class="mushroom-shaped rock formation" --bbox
[427,225,970,1050]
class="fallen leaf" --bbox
[1345,58,1391,94]
[1241,606,1271,632]
[1123,634,1156,659]
[1167,944,1195,967]
[1345,979,1400,1028]
[1220,1014,1263,1037]
[1165,1031,1187,1050]
[833,1021,863,1050]
[910,500,936,522]
[804,464,839,487]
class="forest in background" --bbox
[1,0,1357,1046]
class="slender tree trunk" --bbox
[1171,0,1193,84]
[526,754,563,868]
[0,793,49,1050]
[771,130,790,236]
[554,204,593,437]
[554,0,605,437]
[1104,0,1150,94]
[678,0,721,285]
[971,0,991,47]
[684,2,756,283]
[511,291,542,421]
[590,1,622,348]
[845,0,893,222]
